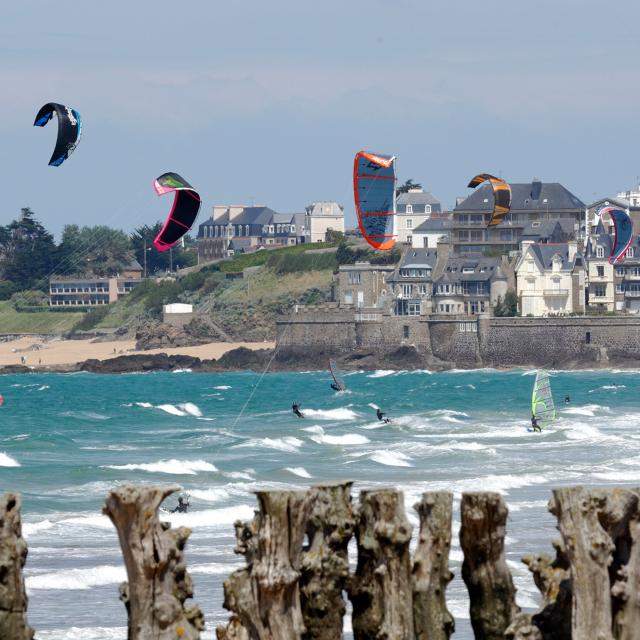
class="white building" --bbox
[516,241,585,316]
[304,201,345,243]
[395,188,442,245]
[411,216,452,249]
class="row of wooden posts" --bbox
[2,484,640,639]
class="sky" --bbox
[2,0,640,238]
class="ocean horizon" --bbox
[1,366,638,639]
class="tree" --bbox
[0,208,56,291]
[494,289,519,317]
[396,179,422,197]
[131,224,196,275]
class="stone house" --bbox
[386,249,438,316]
[432,256,508,315]
[336,262,396,310]
[452,178,585,256]
[395,188,441,245]
[411,215,452,249]
[516,241,585,316]
[585,225,616,312]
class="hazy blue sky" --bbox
[2,0,640,237]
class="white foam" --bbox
[0,452,20,467]
[284,466,312,478]
[60,514,113,529]
[26,565,125,591]
[593,470,640,482]
[190,562,243,575]
[135,401,152,408]
[178,402,203,417]
[172,368,192,373]
[23,519,54,537]
[311,433,369,446]
[156,404,187,416]
[36,627,127,640]
[103,459,218,475]
[563,404,609,417]
[369,450,412,467]
[367,370,395,378]
[214,385,231,390]
[302,408,359,420]
[163,504,254,528]
[189,488,230,502]
[236,437,303,453]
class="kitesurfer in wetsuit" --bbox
[376,408,391,424]
[171,496,189,513]
[292,402,304,418]
[531,413,541,433]
[564,395,571,404]
[330,383,341,392]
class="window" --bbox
[419,284,427,295]
[597,266,604,277]
[403,325,410,338]
[344,290,353,304]
[459,322,477,332]
[348,272,361,284]
[406,205,413,214]
[408,302,421,316]
[402,284,412,298]
[406,219,413,229]
[425,205,431,214]
[594,285,606,297]
[616,266,625,277]
[407,235,412,244]
[596,246,605,258]
[628,248,635,258]
[616,283,624,294]
[586,331,591,344]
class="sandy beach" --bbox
[0,336,274,367]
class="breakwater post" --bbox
[7,484,640,638]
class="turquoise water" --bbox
[1,368,639,639]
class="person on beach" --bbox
[376,408,391,424]
[171,496,189,513]
[292,402,304,418]
[531,413,541,432]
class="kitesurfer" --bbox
[292,402,304,418]
[376,408,391,424]
[0,394,4,407]
[531,414,541,433]
[564,395,571,404]
[330,383,341,392]
[171,496,189,513]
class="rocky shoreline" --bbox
[0,343,639,375]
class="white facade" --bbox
[304,201,345,243]
[516,241,584,316]
[617,186,640,208]
[164,303,193,314]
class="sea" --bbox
[0,367,638,639]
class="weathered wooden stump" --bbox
[460,492,520,640]
[0,493,34,640]
[300,482,355,640]
[103,484,204,640]
[412,491,454,640]
[347,488,414,640]
[217,489,315,640]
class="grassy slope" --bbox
[0,301,85,333]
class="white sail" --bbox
[532,370,556,428]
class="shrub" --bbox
[71,305,110,331]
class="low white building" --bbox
[516,241,585,316]
[411,216,452,249]
[304,201,345,243]
[395,188,441,245]
[163,303,194,327]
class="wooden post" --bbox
[300,483,355,640]
[347,489,414,640]
[103,484,204,640]
[412,492,454,640]
[0,493,34,640]
[217,490,315,640]
[460,492,520,640]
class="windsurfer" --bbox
[171,496,189,513]
[330,383,341,392]
[292,402,304,418]
[564,395,571,404]
[531,414,541,433]
[376,408,391,424]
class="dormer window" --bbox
[596,246,605,259]
[425,205,431,214]
[406,205,413,214]
[629,247,635,258]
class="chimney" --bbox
[568,239,577,262]
[434,239,451,279]
[530,178,542,200]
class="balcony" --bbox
[543,289,569,297]
[625,290,640,298]
[355,313,382,322]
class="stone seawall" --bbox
[277,312,640,368]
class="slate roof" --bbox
[521,243,583,272]
[455,180,585,212]
[397,191,441,207]
[434,257,501,284]
[198,207,280,234]
[520,219,576,242]
[414,217,453,233]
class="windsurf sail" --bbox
[353,151,397,250]
[329,359,346,391]
[531,370,556,428]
